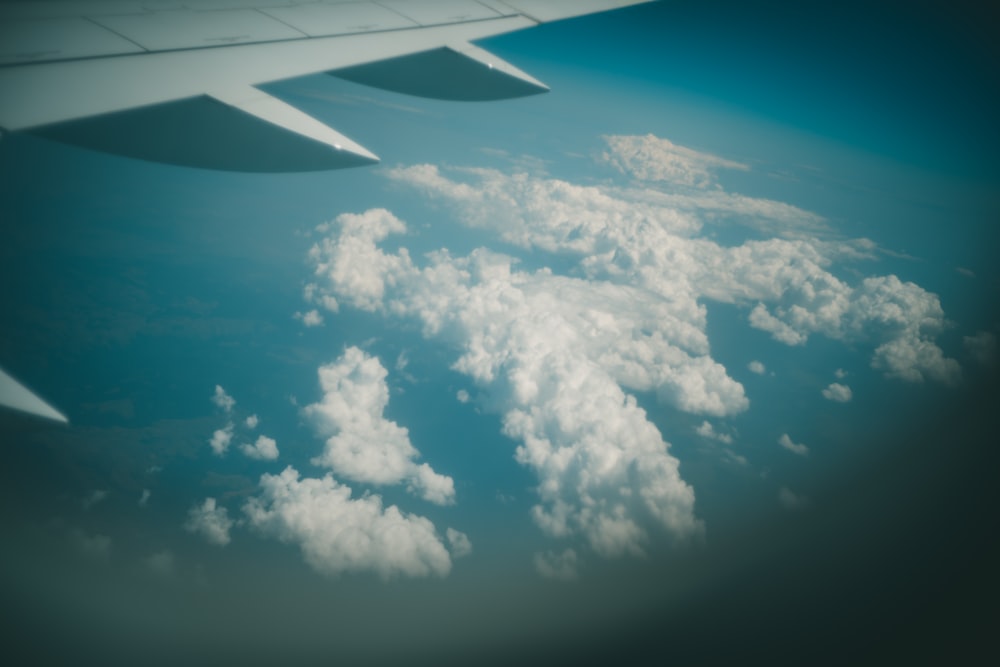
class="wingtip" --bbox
[0,367,69,424]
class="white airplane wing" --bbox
[0,0,651,171]
[0,0,652,421]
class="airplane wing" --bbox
[0,0,652,171]
[0,0,652,422]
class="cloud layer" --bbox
[302,133,961,565]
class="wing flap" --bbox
[329,42,548,101]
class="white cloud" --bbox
[146,550,175,577]
[834,368,847,379]
[241,434,280,461]
[385,157,957,386]
[245,414,259,429]
[778,433,809,456]
[306,135,961,563]
[964,331,997,366]
[695,420,733,444]
[294,309,324,327]
[209,423,234,456]
[138,489,151,507]
[82,489,107,510]
[211,385,235,413]
[456,389,470,403]
[821,382,853,403]
[184,497,233,546]
[446,528,472,559]
[303,347,455,506]
[308,213,714,558]
[243,466,452,580]
[600,133,748,188]
[747,360,766,375]
[778,487,808,510]
[534,549,579,581]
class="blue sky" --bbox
[1,1,998,665]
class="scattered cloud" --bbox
[747,360,766,375]
[446,528,472,559]
[695,420,733,444]
[778,433,809,456]
[307,211,713,558]
[303,347,455,506]
[184,497,233,546]
[146,550,175,577]
[211,385,235,413]
[82,489,107,510]
[534,549,579,581]
[821,382,853,402]
[964,331,997,366]
[243,466,452,580]
[778,486,808,510]
[138,488,151,507]
[245,414,259,429]
[834,368,847,379]
[385,154,956,386]
[209,423,234,456]
[456,389,470,403]
[956,267,975,278]
[294,309,325,327]
[241,434,280,461]
[303,134,962,565]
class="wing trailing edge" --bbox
[32,84,378,172]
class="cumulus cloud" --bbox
[307,212,714,558]
[241,434,280,461]
[243,466,452,579]
[964,331,997,366]
[386,157,957,386]
[456,389,470,403]
[303,347,455,505]
[446,528,472,559]
[184,497,233,546]
[534,549,579,581]
[305,134,961,563]
[600,133,748,188]
[695,420,733,444]
[834,368,847,379]
[209,423,234,456]
[747,360,766,375]
[778,433,809,456]
[295,309,324,327]
[245,414,259,429]
[211,385,235,413]
[821,382,853,402]
[138,489,151,507]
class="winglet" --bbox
[0,367,68,423]
[330,43,549,101]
